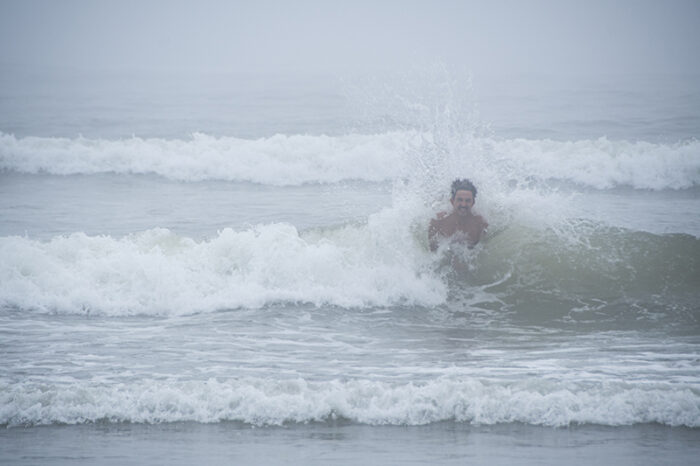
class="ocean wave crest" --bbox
[491,136,700,190]
[2,377,697,428]
[1,132,698,190]
[1,221,698,322]
[0,225,444,316]
[0,131,411,185]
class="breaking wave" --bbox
[2,376,697,428]
[1,131,698,190]
[1,218,697,321]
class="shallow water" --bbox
[2,422,699,466]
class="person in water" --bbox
[429,178,488,252]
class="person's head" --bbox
[450,178,477,200]
[450,178,477,216]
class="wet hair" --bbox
[450,178,477,200]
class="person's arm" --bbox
[428,218,440,252]
[477,217,489,243]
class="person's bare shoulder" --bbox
[429,211,448,228]
[474,214,489,233]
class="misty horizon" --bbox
[1,0,699,78]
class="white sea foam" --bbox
[490,137,700,190]
[0,131,411,185]
[1,131,698,190]
[3,213,698,316]
[0,219,445,316]
[2,377,697,428]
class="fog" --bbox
[1,0,699,77]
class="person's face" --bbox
[451,189,474,216]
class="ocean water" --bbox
[1,67,699,464]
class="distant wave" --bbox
[492,136,700,190]
[0,131,411,185]
[1,132,698,190]
[2,376,698,428]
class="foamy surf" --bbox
[2,217,697,323]
[0,131,412,185]
[1,131,698,190]
[2,65,699,465]
[0,223,445,316]
[2,377,697,428]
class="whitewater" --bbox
[1,69,699,464]
[2,131,698,189]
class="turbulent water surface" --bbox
[1,68,699,464]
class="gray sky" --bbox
[1,0,699,76]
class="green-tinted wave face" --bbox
[441,223,700,330]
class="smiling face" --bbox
[451,189,475,216]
